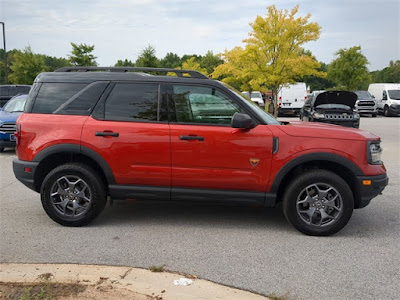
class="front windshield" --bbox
[354,91,372,99]
[3,95,27,112]
[316,104,351,110]
[241,92,250,98]
[224,84,280,125]
[388,90,400,100]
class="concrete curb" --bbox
[0,263,269,299]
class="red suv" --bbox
[13,67,388,236]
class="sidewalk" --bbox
[0,263,269,299]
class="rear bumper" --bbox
[13,158,39,191]
[278,107,301,115]
[355,173,388,208]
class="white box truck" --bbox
[277,82,307,116]
[368,83,400,116]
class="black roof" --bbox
[35,67,214,85]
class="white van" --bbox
[277,82,307,116]
[241,91,264,107]
[368,83,400,116]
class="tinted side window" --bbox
[0,86,10,96]
[32,83,87,113]
[53,82,109,115]
[17,86,31,94]
[105,83,159,122]
[171,85,242,125]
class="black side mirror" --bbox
[231,113,255,129]
[371,95,375,98]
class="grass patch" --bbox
[0,273,86,300]
[148,264,167,272]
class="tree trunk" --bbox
[272,88,279,118]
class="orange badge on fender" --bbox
[250,158,260,166]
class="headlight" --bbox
[367,141,382,164]
[354,113,360,120]
[313,112,325,119]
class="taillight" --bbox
[15,123,21,147]
[278,96,282,106]
[305,96,308,100]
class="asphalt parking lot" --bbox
[0,115,399,299]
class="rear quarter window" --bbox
[32,83,88,113]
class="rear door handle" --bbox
[180,135,204,141]
[95,131,119,137]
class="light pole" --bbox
[0,22,6,83]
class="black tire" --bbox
[282,169,354,236]
[0,148,4,152]
[41,163,107,226]
[384,106,390,117]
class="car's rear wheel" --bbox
[283,170,354,236]
[41,163,107,226]
[0,148,4,152]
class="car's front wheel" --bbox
[41,163,107,226]
[384,106,390,117]
[283,170,354,236]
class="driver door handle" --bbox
[180,135,204,141]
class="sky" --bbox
[1,0,399,71]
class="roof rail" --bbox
[55,67,209,79]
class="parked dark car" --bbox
[299,91,360,128]
[354,90,377,117]
[0,85,31,108]
[0,94,28,152]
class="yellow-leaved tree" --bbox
[181,57,208,75]
[212,47,263,93]
[213,5,326,116]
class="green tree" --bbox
[371,60,400,83]
[328,46,371,90]
[68,42,97,66]
[160,52,181,69]
[303,62,335,91]
[8,46,48,84]
[135,45,160,68]
[43,55,71,71]
[213,5,325,115]
[200,50,223,75]
[115,59,135,67]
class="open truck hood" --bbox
[314,91,357,108]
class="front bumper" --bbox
[389,105,400,115]
[355,173,388,208]
[0,140,16,148]
[13,158,39,191]
[313,119,360,128]
[357,108,377,114]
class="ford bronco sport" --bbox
[13,67,388,236]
